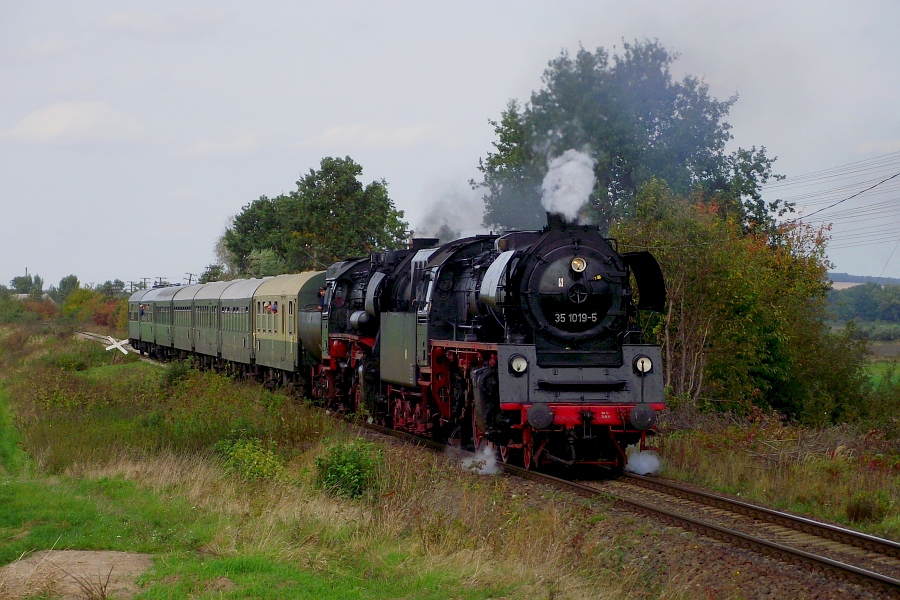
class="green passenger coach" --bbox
[253,272,325,375]
[221,278,266,365]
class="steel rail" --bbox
[621,472,900,559]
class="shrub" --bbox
[216,437,285,481]
[315,439,382,499]
[846,491,889,523]
[159,360,193,389]
[42,341,111,372]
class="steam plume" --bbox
[462,445,500,475]
[541,149,596,222]
[624,444,661,476]
[415,180,489,243]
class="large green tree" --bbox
[475,40,784,232]
[224,157,408,274]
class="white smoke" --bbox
[462,445,500,475]
[415,179,490,243]
[624,444,661,476]
[540,149,596,222]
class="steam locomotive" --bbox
[129,212,665,471]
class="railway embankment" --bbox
[0,327,896,598]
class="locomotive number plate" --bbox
[554,312,598,324]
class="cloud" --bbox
[17,38,72,61]
[1,102,142,145]
[105,9,226,38]
[187,133,264,156]
[299,122,456,150]
[853,140,900,155]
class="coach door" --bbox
[278,294,289,367]
[287,296,296,368]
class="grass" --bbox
[0,384,25,475]
[0,331,697,599]
[866,359,900,386]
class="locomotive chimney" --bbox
[410,237,440,251]
[546,211,568,230]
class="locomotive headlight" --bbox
[509,354,528,375]
[571,257,588,273]
[633,355,653,374]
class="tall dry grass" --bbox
[660,408,900,538]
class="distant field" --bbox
[867,359,900,386]
[831,281,865,290]
[869,341,900,359]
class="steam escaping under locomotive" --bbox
[129,212,666,471]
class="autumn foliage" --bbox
[613,180,868,423]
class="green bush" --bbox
[160,360,193,389]
[315,439,382,499]
[216,437,285,481]
[0,298,31,324]
[846,491,889,523]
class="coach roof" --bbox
[194,280,244,301]
[254,272,324,298]
[220,278,267,301]
[140,286,178,303]
[128,288,153,303]
[172,283,205,302]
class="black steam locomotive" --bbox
[302,212,666,470]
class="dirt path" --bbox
[0,550,152,599]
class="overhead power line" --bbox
[792,171,900,221]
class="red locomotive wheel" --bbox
[522,429,534,470]
[471,411,484,450]
[499,443,511,464]
[523,443,533,470]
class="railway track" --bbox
[74,331,900,594]
[594,473,900,594]
[359,420,900,595]
[75,331,134,350]
[75,331,161,365]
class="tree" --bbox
[222,196,279,274]
[10,274,42,296]
[198,264,225,284]
[474,40,785,233]
[224,157,409,274]
[612,180,867,423]
[96,279,125,298]
[474,100,546,229]
[28,275,44,300]
[57,274,80,304]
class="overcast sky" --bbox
[2,1,899,289]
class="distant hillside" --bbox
[828,272,900,286]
